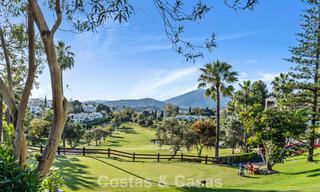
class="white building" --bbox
[176,115,206,121]
[28,98,53,115]
[29,106,43,114]
[29,98,43,107]
[265,96,277,108]
[69,112,104,123]
[83,104,97,113]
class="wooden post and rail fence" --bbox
[27,146,259,165]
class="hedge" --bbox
[218,152,259,165]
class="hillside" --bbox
[89,98,166,111]
[85,89,229,110]
[166,89,229,109]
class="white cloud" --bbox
[217,30,264,41]
[131,44,172,52]
[128,66,200,100]
[236,71,279,91]
[238,71,278,82]
[257,72,279,82]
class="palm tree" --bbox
[56,40,74,150]
[56,40,75,95]
[198,60,238,160]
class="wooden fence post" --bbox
[181,153,183,162]
[107,148,110,157]
[133,152,135,162]
[40,145,43,154]
[157,153,160,162]
[83,147,85,156]
[205,155,208,164]
[57,146,60,155]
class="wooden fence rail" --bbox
[29,146,217,164]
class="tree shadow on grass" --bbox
[307,172,320,177]
[241,175,260,179]
[101,135,128,147]
[177,187,282,192]
[108,156,145,163]
[118,126,137,134]
[282,168,320,176]
[110,135,124,139]
[88,156,174,187]
[104,140,122,147]
[54,156,97,191]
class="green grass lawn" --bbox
[55,151,320,192]
[85,123,237,157]
[54,123,320,191]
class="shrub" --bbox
[145,119,153,127]
[137,119,145,126]
[0,145,41,192]
[218,152,259,165]
[41,168,63,192]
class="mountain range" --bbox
[85,89,229,111]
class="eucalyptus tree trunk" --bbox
[0,5,37,165]
[13,6,37,165]
[0,27,14,95]
[29,0,69,177]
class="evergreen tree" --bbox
[286,0,320,162]
[272,73,294,107]
[154,110,157,120]
[252,80,269,107]
[44,96,47,108]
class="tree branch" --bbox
[13,5,37,165]
[0,78,17,122]
[29,0,50,36]
[0,26,14,96]
[51,0,62,35]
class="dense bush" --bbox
[218,152,259,165]
[0,145,40,192]
[41,169,63,192]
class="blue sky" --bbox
[32,0,304,101]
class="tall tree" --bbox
[230,80,269,153]
[64,121,84,148]
[164,104,179,117]
[191,119,216,157]
[272,73,294,107]
[198,60,238,160]
[252,80,269,107]
[156,118,193,160]
[58,41,75,150]
[286,0,320,162]
[222,115,244,154]
[56,40,74,95]
[0,4,38,166]
[247,107,307,171]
